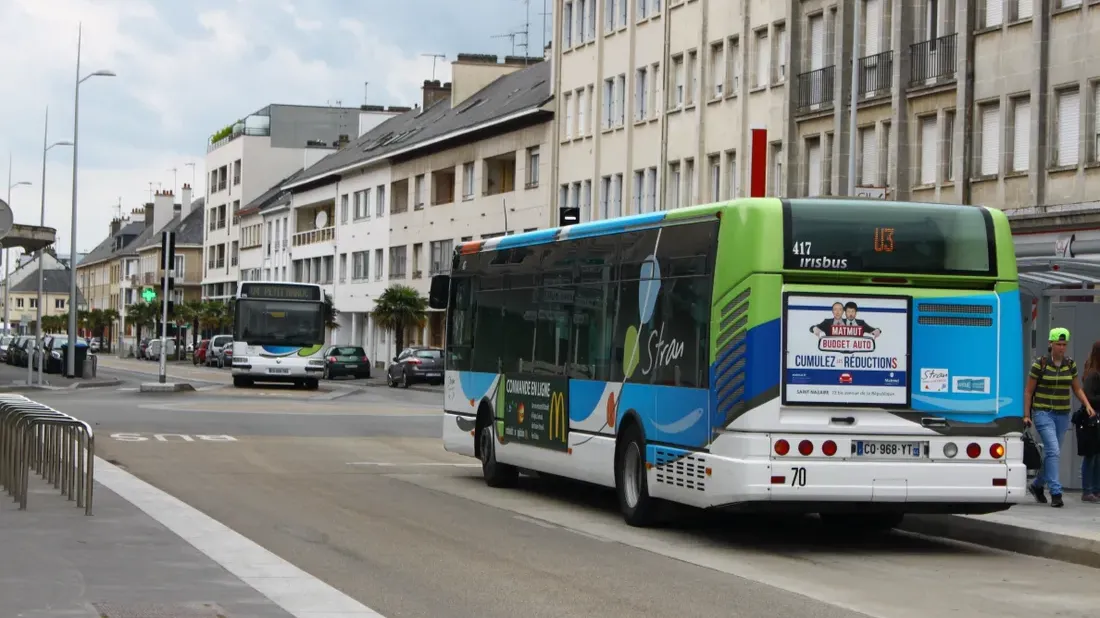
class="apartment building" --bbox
[201,103,409,300]
[280,55,553,364]
[550,0,1100,249]
[7,270,83,335]
[0,252,82,335]
[236,169,302,284]
[75,216,144,317]
[132,186,205,307]
[550,0,791,221]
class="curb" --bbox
[900,514,1100,569]
[68,379,123,389]
[139,382,197,393]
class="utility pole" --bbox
[167,167,177,197]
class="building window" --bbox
[430,239,454,275]
[754,29,769,89]
[603,78,615,129]
[859,126,879,186]
[645,167,658,212]
[615,73,626,126]
[632,170,644,213]
[708,154,721,200]
[726,151,738,198]
[726,38,741,96]
[388,246,407,279]
[671,54,685,108]
[600,175,611,219]
[635,67,649,120]
[1092,81,1100,162]
[919,115,938,185]
[686,50,698,105]
[773,23,787,84]
[577,88,587,135]
[668,161,681,209]
[1011,96,1031,173]
[526,147,540,187]
[710,42,725,98]
[564,92,574,139]
[1055,87,1080,167]
[563,1,573,47]
[805,139,823,196]
[979,101,1001,176]
[604,0,615,33]
[611,173,623,218]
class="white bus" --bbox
[230,281,327,389]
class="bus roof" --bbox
[456,197,1010,259]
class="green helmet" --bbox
[1049,327,1070,342]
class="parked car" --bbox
[192,339,210,365]
[322,346,371,380]
[0,335,13,362]
[9,336,32,367]
[206,335,233,367]
[42,336,70,373]
[386,346,444,388]
[145,338,177,361]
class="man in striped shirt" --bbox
[1024,327,1095,508]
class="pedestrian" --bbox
[1074,341,1100,502]
[1025,327,1096,508]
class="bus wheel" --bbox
[615,424,658,527]
[478,410,517,488]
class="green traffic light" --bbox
[142,287,156,302]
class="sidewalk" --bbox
[1,460,384,617]
[0,476,294,617]
[901,494,1100,568]
[0,359,121,391]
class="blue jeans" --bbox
[1032,410,1071,495]
[1082,455,1100,495]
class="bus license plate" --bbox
[268,368,291,374]
[854,441,924,459]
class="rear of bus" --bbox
[708,198,1024,517]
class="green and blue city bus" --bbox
[428,197,1025,529]
[230,281,327,389]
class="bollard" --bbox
[0,395,95,515]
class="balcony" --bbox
[909,33,957,88]
[207,126,271,153]
[796,65,835,114]
[858,51,893,99]
[292,226,335,247]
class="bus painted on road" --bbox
[428,197,1025,530]
[230,281,327,389]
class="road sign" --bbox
[0,198,12,240]
[142,286,156,302]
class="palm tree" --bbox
[125,301,159,353]
[323,292,340,342]
[100,308,119,352]
[371,284,428,355]
[174,300,204,356]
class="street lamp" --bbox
[66,21,116,377]
[32,105,73,385]
[4,156,32,336]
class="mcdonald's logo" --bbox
[549,391,567,442]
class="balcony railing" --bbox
[858,51,893,98]
[292,226,335,247]
[207,126,272,153]
[796,66,835,113]
[909,33,957,87]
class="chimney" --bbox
[109,217,122,237]
[153,189,175,231]
[451,53,524,108]
[422,79,452,109]
[143,203,153,228]
[180,183,194,217]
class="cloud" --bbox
[0,0,526,262]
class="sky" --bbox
[0,0,550,263]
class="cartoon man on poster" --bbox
[810,301,882,340]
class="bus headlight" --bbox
[943,442,958,458]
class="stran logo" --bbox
[549,391,567,442]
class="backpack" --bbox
[1022,356,1048,470]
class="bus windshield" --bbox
[783,201,996,276]
[234,299,324,347]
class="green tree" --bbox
[371,284,427,355]
[323,292,340,341]
[174,300,205,356]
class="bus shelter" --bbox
[1017,256,1100,491]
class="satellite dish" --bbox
[0,198,12,240]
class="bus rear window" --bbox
[782,201,996,276]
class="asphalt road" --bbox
[24,366,1100,618]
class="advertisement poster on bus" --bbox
[500,374,570,451]
[783,294,909,406]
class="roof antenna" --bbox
[421,54,446,80]
[363,81,369,105]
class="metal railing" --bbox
[796,65,835,113]
[858,50,893,97]
[909,33,957,86]
[0,395,95,515]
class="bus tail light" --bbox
[798,440,814,456]
[774,439,790,456]
[989,443,1005,459]
[966,443,981,459]
[943,442,958,458]
[822,440,837,456]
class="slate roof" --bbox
[238,169,308,216]
[10,269,87,305]
[80,220,145,267]
[287,59,552,191]
[136,198,207,251]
